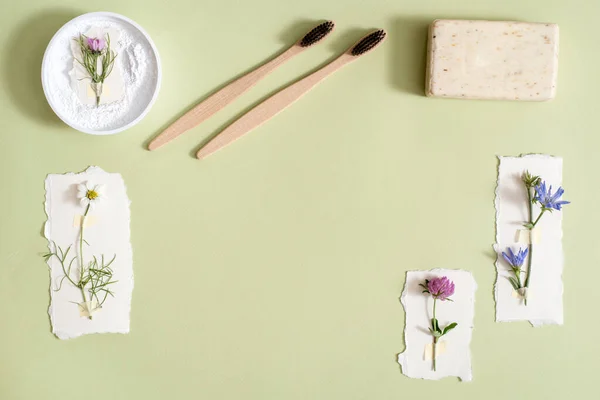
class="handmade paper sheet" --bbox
[397,269,476,382]
[44,166,133,339]
[69,27,125,105]
[494,155,564,326]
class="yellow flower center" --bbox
[86,190,99,200]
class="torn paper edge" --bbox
[493,154,564,327]
[397,268,477,382]
[44,166,134,339]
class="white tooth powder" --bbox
[42,15,160,133]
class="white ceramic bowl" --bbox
[41,12,161,135]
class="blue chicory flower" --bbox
[502,247,529,268]
[534,181,570,211]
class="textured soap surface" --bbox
[426,20,559,101]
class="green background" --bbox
[0,0,596,398]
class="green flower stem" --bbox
[79,287,90,319]
[432,336,437,372]
[532,209,546,228]
[432,298,437,372]
[524,186,533,306]
[79,204,91,319]
[527,186,533,224]
[523,187,546,306]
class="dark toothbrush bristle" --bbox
[351,29,386,56]
[300,21,334,47]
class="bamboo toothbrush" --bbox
[148,21,335,151]
[195,29,386,159]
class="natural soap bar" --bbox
[426,20,559,101]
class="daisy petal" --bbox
[80,197,89,207]
[95,184,106,196]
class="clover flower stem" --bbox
[433,337,437,372]
[79,204,92,319]
[432,298,437,372]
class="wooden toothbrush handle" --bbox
[148,46,303,151]
[196,55,352,159]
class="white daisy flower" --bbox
[77,181,106,209]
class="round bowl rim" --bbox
[41,11,162,135]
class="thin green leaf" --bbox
[62,246,71,261]
[508,277,520,290]
[442,322,458,335]
[54,275,67,291]
[94,280,118,289]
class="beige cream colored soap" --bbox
[426,20,559,101]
